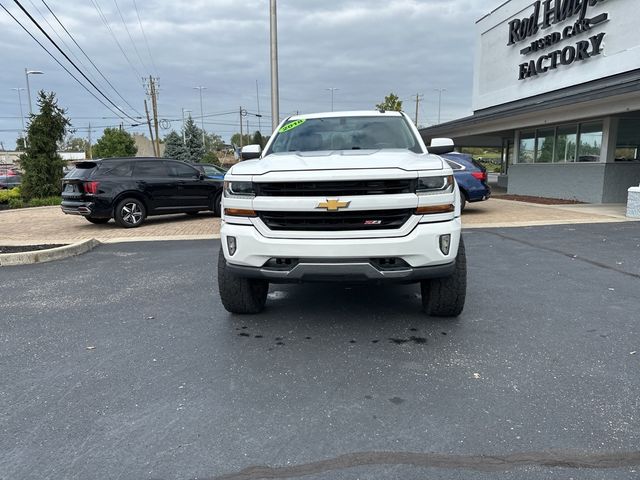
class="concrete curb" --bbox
[0,238,101,267]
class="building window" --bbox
[577,122,603,162]
[554,125,577,163]
[519,131,535,163]
[516,121,603,164]
[535,128,555,163]
[615,118,640,162]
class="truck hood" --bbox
[229,149,445,176]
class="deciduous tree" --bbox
[93,127,137,158]
[376,93,403,112]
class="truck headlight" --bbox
[416,175,454,195]
[224,181,255,198]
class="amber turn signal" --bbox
[415,204,455,215]
[224,208,257,217]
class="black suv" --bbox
[61,157,224,228]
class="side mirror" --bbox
[240,144,262,160]
[427,138,455,155]
[198,173,205,180]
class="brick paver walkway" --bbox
[0,206,220,244]
[0,200,635,245]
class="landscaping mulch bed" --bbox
[492,194,584,205]
[0,244,67,254]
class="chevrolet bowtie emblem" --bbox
[317,199,351,212]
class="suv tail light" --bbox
[84,181,100,195]
[471,171,487,182]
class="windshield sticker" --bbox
[279,119,305,133]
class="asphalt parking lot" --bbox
[1,222,639,480]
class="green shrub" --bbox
[8,198,24,209]
[27,196,61,207]
[0,188,21,203]
[5,194,60,209]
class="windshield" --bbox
[267,116,422,155]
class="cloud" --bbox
[0,0,491,148]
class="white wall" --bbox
[474,0,640,111]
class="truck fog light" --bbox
[439,234,451,255]
[227,236,237,256]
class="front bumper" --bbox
[221,217,461,282]
[226,259,455,283]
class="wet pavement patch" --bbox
[389,397,406,405]
[389,337,427,345]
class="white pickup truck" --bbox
[218,110,466,316]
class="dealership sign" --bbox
[508,0,610,80]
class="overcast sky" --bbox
[0,0,494,149]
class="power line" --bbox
[131,0,157,77]
[40,0,143,117]
[0,2,137,122]
[89,0,142,80]
[28,0,105,92]
[112,0,148,73]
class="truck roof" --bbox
[286,110,404,121]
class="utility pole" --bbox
[412,93,424,127]
[87,122,93,159]
[239,106,244,149]
[149,76,161,157]
[270,0,280,132]
[193,86,207,147]
[434,88,447,124]
[144,99,157,157]
[256,80,261,132]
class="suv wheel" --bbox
[114,198,146,228]
[85,217,109,224]
[212,192,222,217]
[217,248,268,314]
[421,237,467,317]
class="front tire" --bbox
[114,198,146,228]
[459,188,467,211]
[212,192,222,217]
[217,248,268,314]
[421,237,467,317]
[85,217,109,224]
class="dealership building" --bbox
[420,0,640,203]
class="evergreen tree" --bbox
[183,116,204,162]
[252,130,265,148]
[375,93,403,112]
[15,136,26,151]
[163,131,187,161]
[20,91,70,200]
[93,127,137,158]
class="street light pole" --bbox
[11,88,26,132]
[193,86,207,147]
[326,88,339,112]
[434,88,446,124]
[25,68,44,115]
[181,108,191,143]
[270,0,280,132]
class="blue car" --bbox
[191,163,227,180]
[441,153,491,210]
